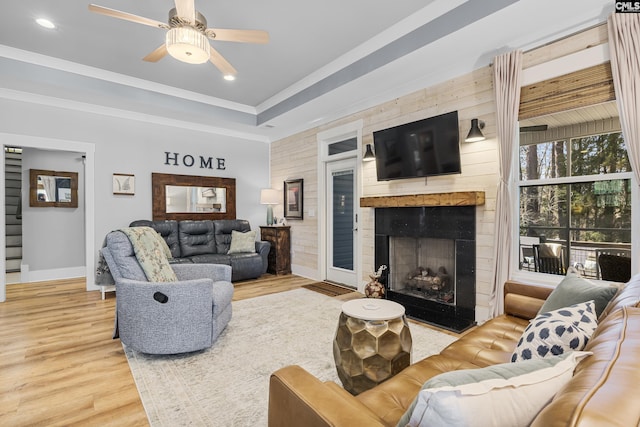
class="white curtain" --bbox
[608,13,640,184]
[40,176,57,202]
[489,50,524,318]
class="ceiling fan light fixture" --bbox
[223,74,236,81]
[165,27,210,64]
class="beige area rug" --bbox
[124,288,458,427]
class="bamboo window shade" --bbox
[519,62,615,120]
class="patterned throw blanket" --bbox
[119,227,177,282]
[96,227,176,284]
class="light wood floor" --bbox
[0,274,334,426]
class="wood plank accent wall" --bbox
[269,21,610,323]
[523,24,608,68]
[519,62,615,120]
[360,192,485,208]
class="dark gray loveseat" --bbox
[130,219,270,282]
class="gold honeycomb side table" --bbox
[333,299,412,395]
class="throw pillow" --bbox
[398,351,591,427]
[538,270,617,317]
[511,301,597,362]
[228,230,256,254]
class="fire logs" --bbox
[406,266,450,292]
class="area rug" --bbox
[124,288,458,427]
[301,281,354,296]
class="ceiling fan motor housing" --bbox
[168,8,208,31]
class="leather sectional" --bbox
[268,277,640,426]
[130,219,270,282]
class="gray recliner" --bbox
[102,230,234,354]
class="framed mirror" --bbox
[152,173,236,220]
[29,169,78,208]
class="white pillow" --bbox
[227,230,256,254]
[400,351,591,427]
[511,300,597,362]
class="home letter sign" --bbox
[164,152,226,170]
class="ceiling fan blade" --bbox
[88,4,169,29]
[206,28,269,44]
[209,46,237,77]
[143,44,168,62]
[174,0,196,23]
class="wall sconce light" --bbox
[363,144,376,161]
[260,188,279,226]
[465,119,486,142]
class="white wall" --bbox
[21,148,85,273]
[0,97,270,286]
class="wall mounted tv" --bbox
[373,110,461,181]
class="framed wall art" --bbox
[113,173,135,195]
[284,178,303,220]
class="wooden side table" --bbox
[259,226,291,275]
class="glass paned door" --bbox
[326,159,357,286]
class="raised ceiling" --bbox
[0,0,614,141]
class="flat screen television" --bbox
[373,110,461,181]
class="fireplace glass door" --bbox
[390,237,456,305]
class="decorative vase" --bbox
[364,278,385,299]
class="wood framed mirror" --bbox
[152,173,236,221]
[29,169,78,208]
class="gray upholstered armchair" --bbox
[102,230,234,354]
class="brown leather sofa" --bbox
[268,278,640,426]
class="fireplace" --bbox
[375,206,476,332]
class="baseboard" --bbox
[291,265,320,281]
[22,266,86,283]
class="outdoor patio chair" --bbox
[596,248,631,282]
[532,243,566,275]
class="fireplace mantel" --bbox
[360,191,485,208]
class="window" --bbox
[518,123,633,279]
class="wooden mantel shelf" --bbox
[360,191,485,208]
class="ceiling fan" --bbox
[88,0,269,80]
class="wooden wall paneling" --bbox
[523,23,608,68]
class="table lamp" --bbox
[260,188,279,226]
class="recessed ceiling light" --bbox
[223,74,236,81]
[36,18,56,29]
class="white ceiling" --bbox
[0,0,614,142]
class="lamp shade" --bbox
[260,188,279,226]
[465,118,486,142]
[363,144,376,161]
[260,188,279,205]
[166,27,210,64]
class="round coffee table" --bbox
[333,298,412,395]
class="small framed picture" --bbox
[113,173,135,195]
[284,178,303,220]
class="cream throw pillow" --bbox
[398,351,591,427]
[228,230,256,254]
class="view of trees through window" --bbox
[519,131,632,278]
